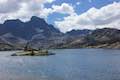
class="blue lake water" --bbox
[0,49,120,80]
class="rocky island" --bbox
[11,41,55,56]
[11,49,55,56]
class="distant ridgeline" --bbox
[0,16,120,50]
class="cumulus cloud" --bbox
[55,2,120,33]
[0,0,55,23]
[52,3,75,15]
[37,3,75,18]
[0,0,75,23]
[0,0,21,13]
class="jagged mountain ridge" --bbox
[57,28,120,49]
[0,16,61,40]
[0,16,119,50]
[0,16,63,49]
[0,16,92,49]
[66,29,92,37]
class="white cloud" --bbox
[76,2,81,5]
[39,8,53,18]
[0,0,7,3]
[0,0,55,23]
[0,1,75,23]
[52,3,75,15]
[55,2,120,33]
[38,3,75,18]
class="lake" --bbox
[0,49,120,80]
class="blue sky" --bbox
[0,0,120,32]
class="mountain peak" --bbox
[4,19,22,24]
[30,16,45,22]
[66,29,92,36]
[0,16,61,40]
